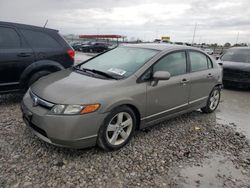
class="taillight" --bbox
[67,49,75,59]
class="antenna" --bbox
[43,19,48,28]
[192,23,197,45]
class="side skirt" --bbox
[140,102,206,129]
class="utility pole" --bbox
[235,32,239,45]
[191,23,197,46]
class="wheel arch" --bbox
[215,83,223,90]
[19,60,64,87]
[104,102,142,130]
[124,104,141,130]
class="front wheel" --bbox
[97,106,136,151]
[201,86,221,113]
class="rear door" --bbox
[145,51,190,122]
[20,29,64,63]
[0,26,34,91]
[187,50,216,106]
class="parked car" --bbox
[219,47,250,88]
[21,44,222,150]
[80,42,109,53]
[71,42,82,51]
[0,21,75,93]
[71,41,90,51]
[203,48,214,55]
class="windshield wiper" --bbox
[74,66,118,80]
[85,68,118,80]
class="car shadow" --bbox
[0,93,24,105]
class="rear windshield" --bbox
[79,47,159,78]
[221,48,250,63]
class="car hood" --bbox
[221,61,250,71]
[31,69,118,104]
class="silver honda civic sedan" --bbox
[21,44,222,150]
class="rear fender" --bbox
[19,60,64,87]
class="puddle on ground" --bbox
[216,89,250,139]
[178,154,249,187]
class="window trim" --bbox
[207,56,213,69]
[187,50,214,73]
[137,50,188,83]
[0,26,22,49]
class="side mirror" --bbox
[151,71,171,86]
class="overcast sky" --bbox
[1,0,250,44]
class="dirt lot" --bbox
[0,53,250,187]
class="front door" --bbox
[145,51,190,122]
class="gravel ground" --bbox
[0,93,250,188]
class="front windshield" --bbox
[221,48,250,63]
[79,47,159,78]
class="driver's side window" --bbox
[153,51,187,77]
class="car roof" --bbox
[122,43,198,51]
[0,21,58,32]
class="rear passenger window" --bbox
[20,29,61,48]
[153,52,187,77]
[189,51,209,72]
[0,27,20,48]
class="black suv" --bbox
[0,21,75,93]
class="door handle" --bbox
[207,73,213,78]
[17,52,32,57]
[180,78,189,85]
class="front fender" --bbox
[99,97,145,119]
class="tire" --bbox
[97,106,137,151]
[28,70,51,87]
[201,86,221,113]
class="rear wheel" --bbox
[97,106,136,151]
[201,86,221,113]
[28,70,51,87]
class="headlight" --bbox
[64,105,84,114]
[50,104,100,115]
[51,105,66,114]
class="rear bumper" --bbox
[21,92,107,149]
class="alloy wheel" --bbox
[209,89,220,110]
[106,112,133,146]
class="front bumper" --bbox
[223,69,250,87]
[223,78,250,88]
[21,92,107,149]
